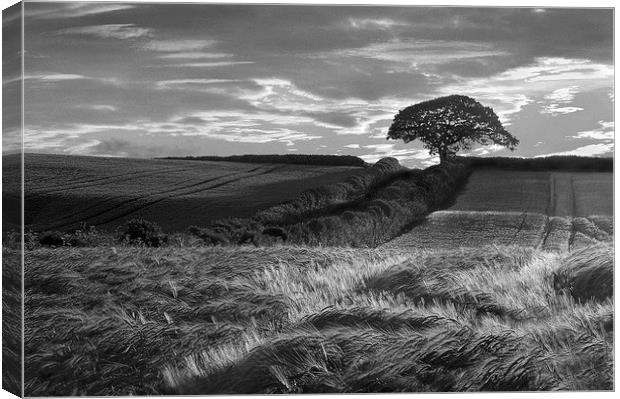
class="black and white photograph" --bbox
[1,0,615,396]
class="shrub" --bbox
[65,236,89,247]
[63,224,111,247]
[38,231,64,247]
[238,230,259,246]
[118,219,168,247]
[2,229,21,250]
[464,155,612,172]
[187,226,230,246]
[261,227,288,242]
[553,244,613,302]
[371,157,402,173]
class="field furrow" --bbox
[449,170,611,217]
[390,169,613,251]
[39,166,283,230]
[385,211,612,251]
[33,165,203,194]
[32,168,255,229]
[8,154,364,232]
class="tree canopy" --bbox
[387,95,519,162]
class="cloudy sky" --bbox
[3,1,614,166]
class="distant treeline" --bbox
[463,155,613,172]
[190,157,470,247]
[163,154,368,167]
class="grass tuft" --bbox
[553,244,613,302]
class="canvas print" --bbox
[1,1,614,396]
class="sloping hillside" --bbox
[3,154,363,232]
[385,169,613,251]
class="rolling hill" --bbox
[2,153,364,232]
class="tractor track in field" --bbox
[32,169,253,227]
[546,175,556,216]
[538,216,552,249]
[37,166,267,229]
[30,165,202,193]
[511,210,529,241]
[35,165,267,227]
[570,176,577,217]
[538,176,557,249]
[389,171,611,251]
[568,221,577,251]
[567,177,577,250]
[40,165,282,230]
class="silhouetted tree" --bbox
[387,95,519,163]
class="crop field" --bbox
[3,154,362,232]
[16,243,612,395]
[449,170,613,216]
[387,170,613,251]
[5,156,614,394]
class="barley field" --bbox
[3,153,362,232]
[18,243,612,395]
[7,156,614,395]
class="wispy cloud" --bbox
[75,104,118,112]
[538,143,614,157]
[463,144,506,156]
[544,86,580,103]
[360,143,434,164]
[25,73,87,81]
[540,106,584,116]
[330,39,507,69]
[540,86,583,116]
[156,79,243,89]
[157,52,233,59]
[143,39,216,52]
[347,18,407,30]
[166,61,255,68]
[155,79,259,98]
[60,24,152,40]
[23,73,118,85]
[571,121,614,141]
[440,57,612,124]
[236,78,401,136]
[27,3,135,19]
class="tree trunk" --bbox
[439,148,448,164]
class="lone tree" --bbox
[387,95,519,163]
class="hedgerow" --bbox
[204,157,470,247]
[464,155,612,172]
[163,154,367,167]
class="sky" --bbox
[2,1,614,167]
